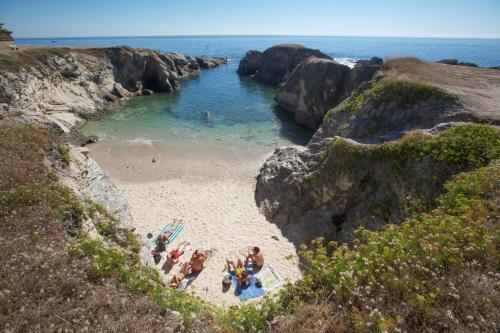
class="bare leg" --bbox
[237,258,245,269]
[180,261,190,275]
[226,258,236,271]
[177,241,189,255]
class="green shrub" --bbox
[58,144,70,166]
[328,77,456,118]
[60,68,78,79]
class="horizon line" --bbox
[14,34,500,40]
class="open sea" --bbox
[16,36,500,148]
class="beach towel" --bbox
[177,275,196,291]
[152,223,184,245]
[255,265,282,292]
[230,273,265,300]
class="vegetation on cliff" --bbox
[0,125,215,332]
[223,160,499,332]
[328,77,457,118]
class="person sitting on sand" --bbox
[169,261,190,288]
[246,246,264,268]
[226,258,251,288]
[190,249,207,273]
[166,241,189,269]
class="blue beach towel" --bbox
[230,273,265,300]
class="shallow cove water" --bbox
[82,60,312,153]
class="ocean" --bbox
[16,36,500,148]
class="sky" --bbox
[1,0,500,39]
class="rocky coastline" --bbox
[238,44,500,243]
[0,45,227,248]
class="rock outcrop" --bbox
[275,57,382,130]
[61,146,133,229]
[196,56,229,68]
[0,46,225,134]
[256,57,500,243]
[256,124,499,242]
[237,50,262,75]
[238,44,331,85]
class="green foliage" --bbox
[58,144,70,166]
[323,124,499,174]
[327,77,456,118]
[489,66,500,70]
[70,234,213,321]
[60,68,78,79]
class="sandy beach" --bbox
[87,140,303,306]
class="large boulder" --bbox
[239,44,332,85]
[237,50,262,75]
[275,57,383,130]
[275,58,350,130]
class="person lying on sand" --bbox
[157,219,182,246]
[169,261,190,288]
[246,246,264,268]
[190,249,207,273]
[166,241,189,269]
[226,258,251,288]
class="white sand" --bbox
[88,141,302,306]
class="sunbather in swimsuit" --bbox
[166,241,189,269]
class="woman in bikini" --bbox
[226,257,251,288]
[165,241,189,269]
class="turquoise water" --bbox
[18,36,500,148]
[81,61,312,147]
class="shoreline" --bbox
[87,139,304,306]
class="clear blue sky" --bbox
[1,0,500,38]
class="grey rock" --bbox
[196,56,228,69]
[239,44,332,85]
[275,57,351,130]
[237,50,262,75]
[61,146,133,229]
[276,57,382,130]
[141,89,154,96]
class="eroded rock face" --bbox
[238,44,332,85]
[61,146,133,229]
[275,57,383,130]
[256,124,498,242]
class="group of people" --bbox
[225,246,265,288]
[151,227,265,292]
[151,238,208,288]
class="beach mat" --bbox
[152,223,184,245]
[255,265,282,292]
[231,273,265,300]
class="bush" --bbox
[60,68,78,79]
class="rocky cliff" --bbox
[275,57,382,130]
[237,44,331,85]
[255,55,500,243]
[0,47,227,134]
